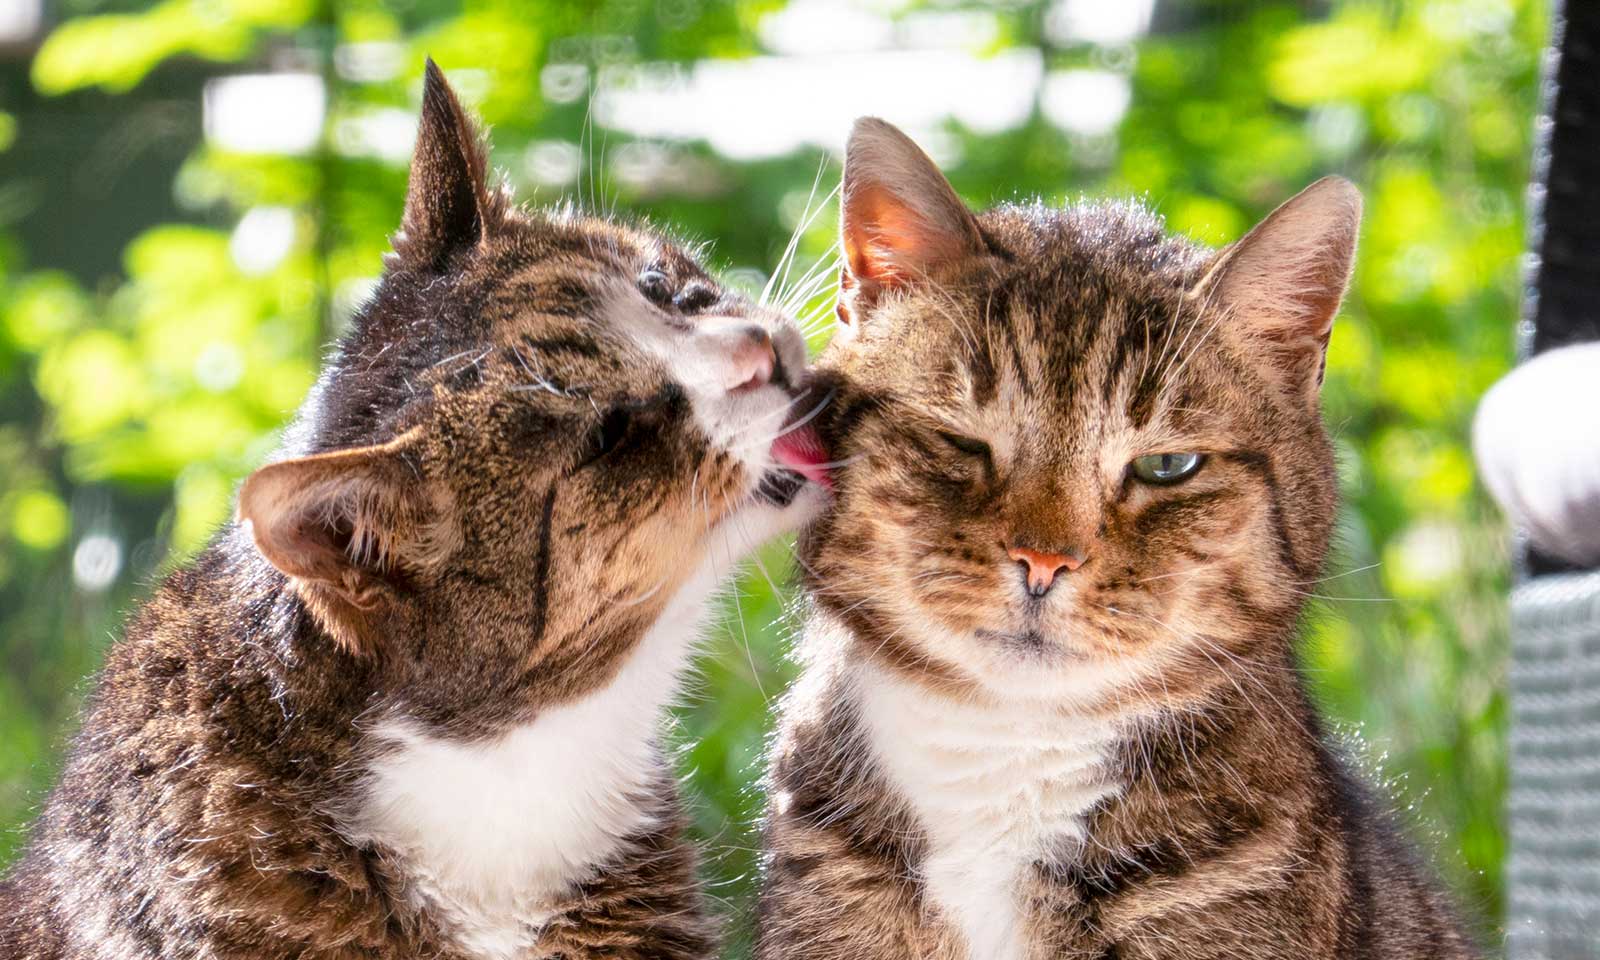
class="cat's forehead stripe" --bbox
[950,276,1182,443]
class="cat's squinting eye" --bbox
[578,408,633,468]
[937,431,994,467]
[1130,452,1204,485]
[674,282,718,313]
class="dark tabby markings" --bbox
[997,297,1034,396]
[1,60,755,960]
[1131,489,1239,538]
[761,148,1480,959]
[522,275,597,319]
[1103,321,1136,407]
[1218,450,1305,580]
[963,325,1001,408]
[521,333,602,359]
[529,483,559,649]
[1125,363,1164,430]
[442,360,484,392]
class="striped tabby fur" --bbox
[0,63,822,960]
[756,119,1482,960]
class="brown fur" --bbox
[0,63,813,959]
[756,119,1481,959]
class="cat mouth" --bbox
[974,627,1088,660]
[755,468,808,507]
[757,413,833,507]
[976,627,1048,650]
[771,424,831,488]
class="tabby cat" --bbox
[756,118,1481,959]
[0,62,826,960]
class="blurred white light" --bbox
[230,206,296,275]
[607,142,723,197]
[73,534,122,593]
[1068,132,1118,169]
[1393,521,1464,588]
[1090,42,1137,73]
[334,41,404,84]
[915,129,964,168]
[760,0,893,55]
[0,0,42,44]
[597,50,1042,160]
[1422,0,1514,40]
[438,68,491,107]
[334,108,416,162]
[897,11,1001,52]
[1041,69,1131,136]
[1044,0,1154,45]
[1308,103,1366,158]
[204,73,326,155]
[611,141,671,188]
[541,63,591,105]
[524,140,582,187]
[334,276,381,325]
[194,342,244,393]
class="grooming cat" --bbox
[0,62,828,960]
[756,118,1481,959]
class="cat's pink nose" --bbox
[1006,544,1086,597]
[727,325,776,392]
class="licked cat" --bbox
[0,62,826,960]
[756,119,1481,959]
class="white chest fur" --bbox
[854,663,1122,960]
[345,565,722,960]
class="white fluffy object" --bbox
[1473,342,1600,567]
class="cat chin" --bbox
[930,623,1161,709]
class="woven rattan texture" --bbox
[1508,569,1600,959]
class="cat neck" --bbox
[849,651,1124,960]
[335,528,729,960]
[837,614,1320,960]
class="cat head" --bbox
[235,62,824,730]
[805,118,1359,709]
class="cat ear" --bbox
[237,431,457,655]
[393,58,493,271]
[1192,176,1362,400]
[837,117,984,326]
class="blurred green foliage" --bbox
[0,0,1544,950]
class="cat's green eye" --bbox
[1130,452,1204,485]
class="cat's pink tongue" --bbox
[771,426,833,491]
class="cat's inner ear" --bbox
[837,117,984,325]
[1192,176,1362,400]
[394,58,493,271]
[237,432,456,654]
